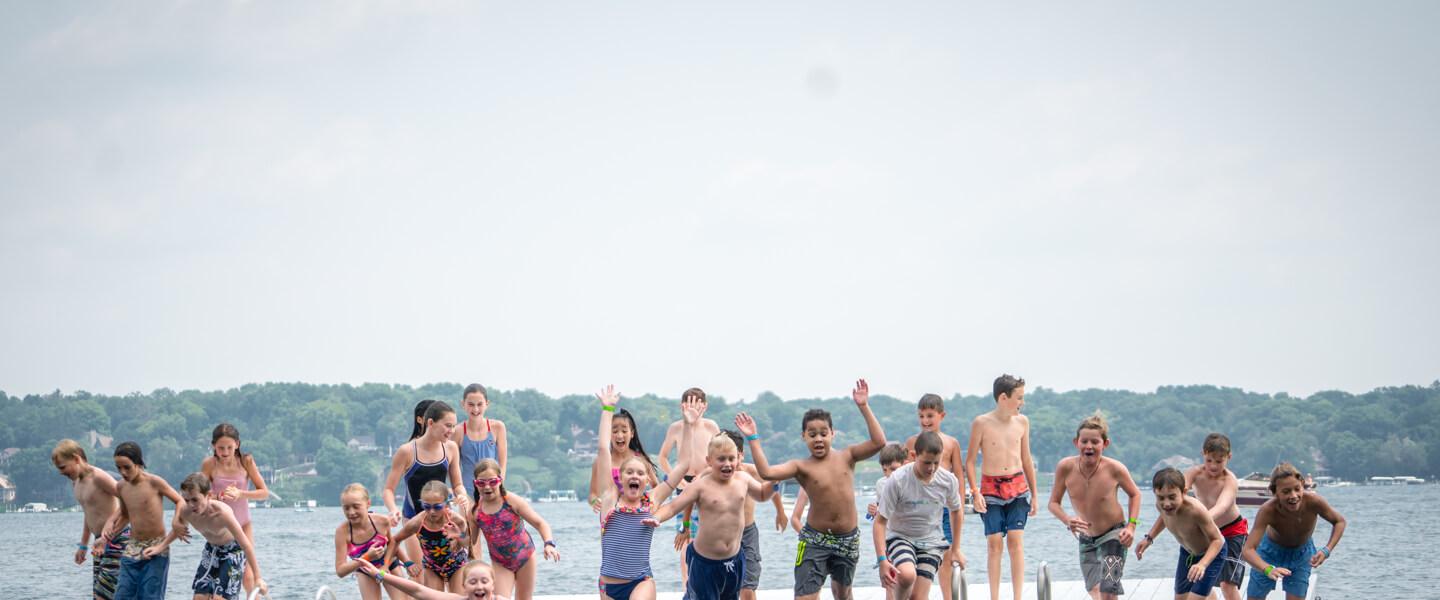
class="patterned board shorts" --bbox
[193,540,246,600]
[94,528,131,600]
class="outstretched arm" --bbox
[648,481,701,524]
[735,413,801,481]
[845,379,887,462]
[358,562,453,600]
[595,385,620,512]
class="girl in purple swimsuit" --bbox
[469,458,561,600]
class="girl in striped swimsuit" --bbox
[594,385,704,600]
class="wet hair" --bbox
[1268,462,1305,494]
[1076,410,1109,441]
[52,439,86,463]
[422,401,456,435]
[342,483,371,502]
[913,431,944,457]
[878,442,909,467]
[721,429,745,456]
[180,472,212,495]
[463,384,488,401]
[707,432,738,455]
[1203,433,1231,456]
[474,459,507,497]
[211,423,250,465]
[993,374,1025,401]
[1152,467,1185,492]
[683,387,707,403]
[409,399,437,440]
[461,560,494,581]
[420,479,450,501]
[114,441,145,467]
[614,408,659,475]
[918,394,945,412]
[801,408,833,433]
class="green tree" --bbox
[314,436,376,502]
[7,446,69,505]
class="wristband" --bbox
[544,540,556,548]
[78,542,90,550]
[1263,565,1273,577]
[1320,546,1330,558]
[460,531,467,539]
[376,571,385,581]
[1143,534,1152,543]
[1127,518,1139,525]
[404,561,414,568]
[876,556,887,564]
[602,406,615,413]
[746,434,759,441]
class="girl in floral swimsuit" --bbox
[469,458,561,600]
[392,481,472,593]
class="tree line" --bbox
[2,380,1435,507]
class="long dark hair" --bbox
[211,423,249,465]
[614,408,659,477]
[409,399,437,441]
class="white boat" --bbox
[1396,476,1426,484]
[538,490,578,502]
[293,500,317,512]
[20,502,52,513]
[1369,476,1396,485]
[1236,472,1318,506]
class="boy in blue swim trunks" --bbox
[1134,468,1224,600]
[1239,463,1346,600]
[964,375,1037,600]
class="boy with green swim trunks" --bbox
[53,440,128,600]
[964,374,1037,600]
[1239,463,1346,600]
[736,378,887,600]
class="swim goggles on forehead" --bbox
[473,477,503,488]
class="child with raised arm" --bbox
[1236,463,1345,600]
[963,374,1037,600]
[334,483,411,600]
[644,428,776,600]
[736,378,886,600]
[715,429,789,600]
[590,406,660,512]
[360,560,510,600]
[874,432,966,600]
[468,458,560,600]
[103,441,185,600]
[904,394,966,600]
[595,385,699,600]
[391,480,473,592]
[1179,433,1248,600]
[201,424,268,598]
[1046,412,1141,600]
[145,473,268,600]
[656,388,722,583]
[53,440,127,600]
[1133,468,1225,600]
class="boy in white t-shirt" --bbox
[873,432,966,600]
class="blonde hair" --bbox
[52,439,86,463]
[707,432,737,455]
[461,560,494,580]
[618,456,650,475]
[341,483,370,502]
[1076,410,1109,441]
[420,479,450,501]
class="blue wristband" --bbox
[1320,546,1330,558]
[77,542,89,550]
[746,434,759,441]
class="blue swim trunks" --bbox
[979,493,1030,537]
[1174,544,1226,597]
[1246,534,1315,599]
[684,544,745,600]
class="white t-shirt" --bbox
[877,463,963,544]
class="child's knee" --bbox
[986,535,1004,551]
[896,565,917,586]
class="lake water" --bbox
[2,484,1421,599]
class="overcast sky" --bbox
[2,2,1436,403]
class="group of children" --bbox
[55,376,1348,600]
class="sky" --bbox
[1,2,1437,404]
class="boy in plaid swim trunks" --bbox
[145,473,267,600]
[737,379,887,600]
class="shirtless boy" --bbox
[102,441,185,600]
[1181,433,1248,600]
[148,473,268,600]
[904,394,966,600]
[643,432,777,600]
[1238,463,1345,600]
[1046,412,1141,600]
[1133,468,1225,600]
[659,387,723,580]
[736,378,887,600]
[54,440,127,600]
[716,430,788,600]
[964,374,1037,600]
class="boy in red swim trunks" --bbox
[964,374,1037,600]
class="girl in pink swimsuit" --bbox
[202,423,268,599]
[469,458,562,600]
[333,483,411,600]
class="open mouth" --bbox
[627,481,642,493]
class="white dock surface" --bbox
[538,576,1316,600]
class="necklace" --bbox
[1079,461,1098,487]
